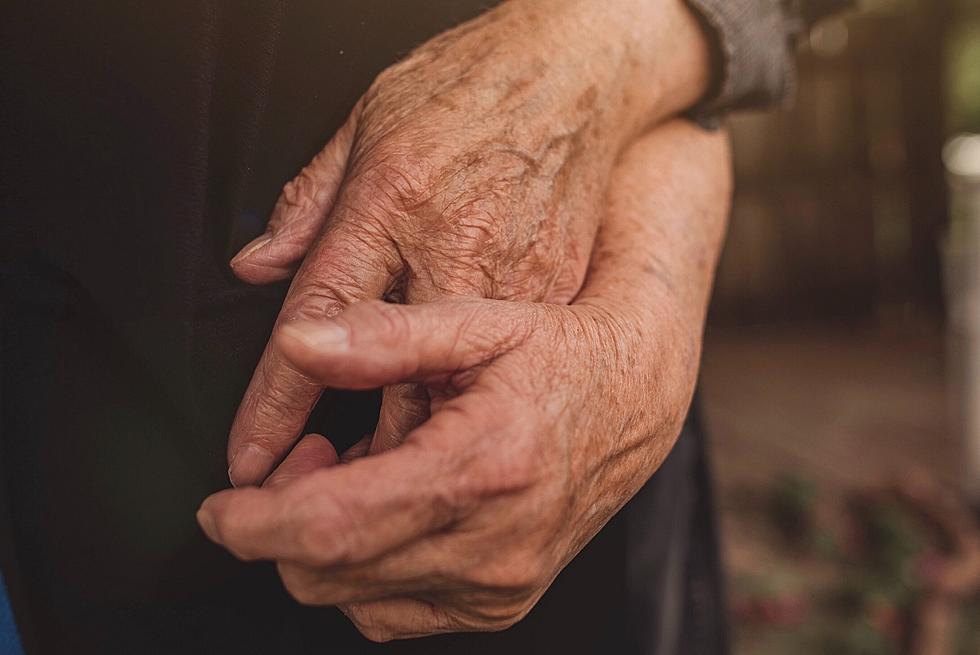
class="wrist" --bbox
[502,0,711,145]
[603,0,713,136]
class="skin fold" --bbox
[199,121,732,641]
[222,0,712,486]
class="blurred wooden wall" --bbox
[710,0,964,326]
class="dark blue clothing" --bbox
[0,575,24,655]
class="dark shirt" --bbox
[0,1,842,653]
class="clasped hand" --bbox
[198,122,729,641]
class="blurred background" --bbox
[701,0,980,653]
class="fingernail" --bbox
[228,444,276,487]
[231,232,273,266]
[281,321,349,351]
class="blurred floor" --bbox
[702,323,956,501]
[700,323,967,653]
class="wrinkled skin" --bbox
[224,0,712,485]
[200,122,731,641]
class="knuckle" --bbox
[482,612,524,633]
[356,622,393,644]
[285,265,378,320]
[352,153,433,213]
[430,477,475,527]
[243,355,319,428]
[278,565,321,607]
[345,606,394,643]
[487,453,538,496]
[273,167,321,224]
[256,369,316,416]
[295,523,338,567]
[465,600,535,633]
[211,511,241,548]
[294,495,360,567]
[367,56,417,93]
[416,271,489,300]
[363,301,413,348]
[213,512,257,562]
[288,281,357,319]
[280,230,395,322]
[362,67,396,105]
[472,550,548,596]
[288,586,321,607]
[450,409,538,497]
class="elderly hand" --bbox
[198,121,731,641]
[225,0,711,486]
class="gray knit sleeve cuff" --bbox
[684,0,801,119]
[684,0,857,121]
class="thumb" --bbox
[277,299,533,389]
[231,107,359,284]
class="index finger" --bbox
[227,215,397,487]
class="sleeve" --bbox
[684,0,856,119]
